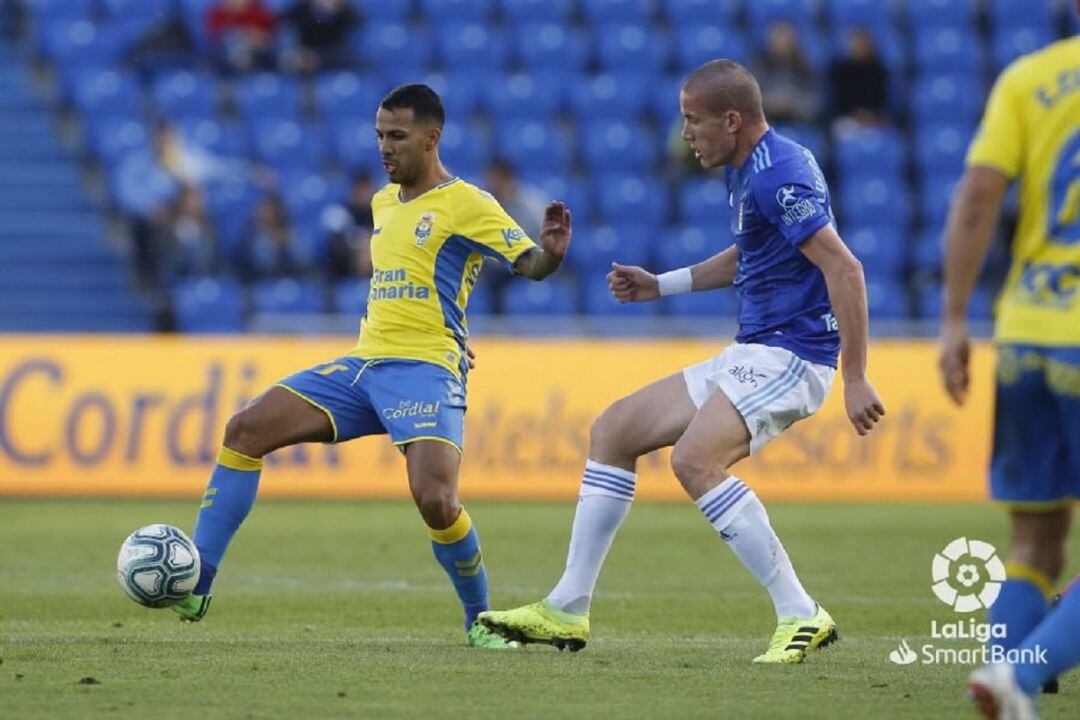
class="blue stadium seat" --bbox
[172,277,247,333]
[465,277,495,315]
[580,121,658,173]
[439,120,490,179]
[204,177,259,265]
[349,0,411,20]
[839,177,911,229]
[661,0,739,25]
[595,23,668,73]
[313,72,383,121]
[289,217,334,269]
[678,178,732,227]
[252,278,327,315]
[152,70,218,120]
[234,73,302,120]
[177,118,248,157]
[919,172,961,229]
[911,74,984,128]
[27,0,97,20]
[89,117,150,163]
[503,277,579,315]
[824,0,890,28]
[596,174,668,225]
[992,26,1054,73]
[251,119,327,170]
[673,25,749,71]
[498,0,574,23]
[333,278,370,315]
[483,73,563,121]
[914,123,970,177]
[495,120,570,174]
[71,68,143,118]
[865,278,910,320]
[580,0,653,23]
[527,174,592,225]
[913,27,982,75]
[834,127,905,179]
[987,0,1056,29]
[648,74,684,124]
[828,24,906,75]
[656,225,725,270]
[844,225,906,278]
[570,224,652,273]
[583,274,658,316]
[421,70,489,119]
[569,72,652,121]
[911,229,943,276]
[773,124,827,164]
[102,0,173,19]
[746,0,816,34]
[663,288,736,317]
[437,22,509,70]
[279,169,347,222]
[905,0,975,29]
[357,22,433,74]
[419,0,493,21]
[329,119,381,175]
[43,20,128,66]
[513,23,587,74]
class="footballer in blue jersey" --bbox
[481,60,884,663]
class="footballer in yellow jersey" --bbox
[174,84,572,649]
[940,21,1080,713]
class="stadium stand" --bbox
[3,0,1075,333]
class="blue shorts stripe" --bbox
[738,359,807,417]
[584,469,635,492]
[734,355,799,414]
[700,480,745,516]
[706,485,752,523]
[582,478,634,499]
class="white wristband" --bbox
[657,267,693,297]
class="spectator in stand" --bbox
[325,174,375,278]
[165,185,219,278]
[752,22,820,125]
[483,158,548,309]
[249,195,303,277]
[205,0,277,74]
[280,0,360,73]
[828,27,890,131]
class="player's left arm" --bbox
[513,201,572,280]
[800,225,886,436]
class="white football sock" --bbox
[695,477,816,619]
[546,460,635,615]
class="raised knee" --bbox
[415,486,460,530]
[589,401,629,457]
[670,443,709,488]
[223,410,263,457]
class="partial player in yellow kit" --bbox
[937,17,1080,717]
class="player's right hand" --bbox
[938,319,971,406]
[608,262,659,303]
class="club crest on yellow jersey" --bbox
[415,212,436,246]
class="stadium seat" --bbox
[502,276,579,315]
[569,224,652,273]
[828,24,906,76]
[498,0,574,23]
[329,119,381,174]
[88,117,150,163]
[439,120,490,179]
[465,276,496,315]
[357,22,433,74]
[513,23,587,74]
[865,278,910,320]
[43,20,127,66]
[494,120,570,174]
[678,178,732,227]
[568,73,652,122]
[656,225,726,271]
[482,73,563,121]
[911,229,944,276]
[913,27,982,75]
[279,169,347,222]
[987,0,1056,29]
[436,23,509,71]
[595,24,668,73]
[71,68,143,118]
[773,123,827,163]
[905,0,975,30]
[152,70,219,120]
[673,25,749,72]
[313,72,383,121]
[661,0,739,25]
[844,226,906,279]
[824,0,891,29]
[527,174,592,225]
[580,121,658,173]
[914,123,969,178]
[663,288,737,317]
[251,119,327,170]
[595,174,669,225]
[177,118,248,157]
[746,0,816,34]
[421,70,489,119]
[648,74,684,124]
[252,278,327,315]
[234,73,303,121]
[26,0,97,21]
[172,277,247,333]
[834,127,905,179]
[919,172,961,229]
[992,26,1054,73]
[289,217,334,270]
[838,177,911,229]
[419,0,493,22]
[583,274,658,316]
[102,0,174,20]
[911,74,984,130]
[580,0,652,24]
[204,176,259,266]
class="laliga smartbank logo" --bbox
[888,537,1044,667]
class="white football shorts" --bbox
[682,342,835,454]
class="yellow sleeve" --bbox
[966,64,1024,178]
[453,186,538,272]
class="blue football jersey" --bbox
[726,129,840,367]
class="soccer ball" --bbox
[116,524,200,608]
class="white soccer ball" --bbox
[116,524,200,608]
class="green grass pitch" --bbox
[2,500,1077,719]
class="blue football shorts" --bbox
[276,356,466,452]
[991,344,1080,507]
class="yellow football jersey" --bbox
[350,177,537,377]
[966,36,1080,346]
